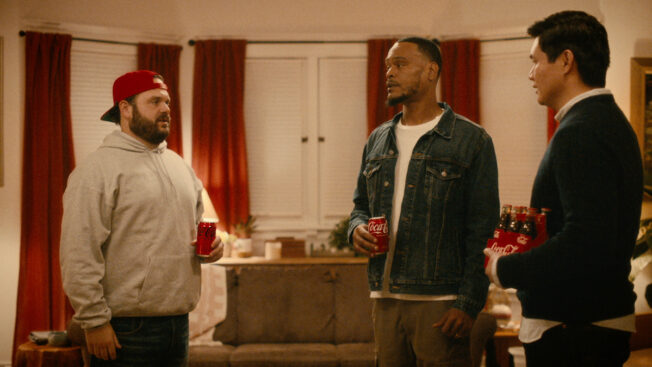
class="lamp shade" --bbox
[201,188,219,222]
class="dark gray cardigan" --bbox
[498,94,643,323]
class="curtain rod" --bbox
[187,36,529,46]
[188,39,367,46]
[480,36,529,43]
[18,31,365,46]
[19,31,529,47]
[19,30,140,46]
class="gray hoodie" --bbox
[60,131,204,330]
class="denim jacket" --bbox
[348,103,499,317]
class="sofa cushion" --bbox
[212,267,239,345]
[336,343,375,367]
[237,265,335,343]
[334,265,374,343]
[189,344,235,367]
[230,343,338,367]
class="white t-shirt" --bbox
[390,117,440,242]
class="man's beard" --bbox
[129,104,170,146]
[386,94,408,107]
[386,84,418,107]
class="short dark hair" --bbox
[105,95,137,125]
[397,37,442,76]
[527,10,609,87]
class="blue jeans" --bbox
[91,314,189,367]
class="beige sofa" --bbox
[68,261,496,366]
[189,263,375,367]
[188,262,497,367]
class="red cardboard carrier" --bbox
[484,209,548,267]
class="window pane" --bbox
[244,59,306,219]
[70,42,136,164]
[318,57,367,223]
[480,39,547,206]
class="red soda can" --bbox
[368,216,389,254]
[197,218,218,257]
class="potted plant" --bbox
[233,215,257,257]
[326,216,355,256]
[216,230,237,258]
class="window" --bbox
[70,41,368,250]
[70,41,136,164]
[244,43,368,247]
[479,38,547,207]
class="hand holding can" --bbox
[368,216,389,254]
[197,218,218,257]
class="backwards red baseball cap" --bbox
[100,70,168,122]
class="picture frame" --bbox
[0,36,4,187]
[631,57,652,197]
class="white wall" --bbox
[0,0,24,364]
[2,0,652,363]
[602,0,652,117]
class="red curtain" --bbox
[13,32,75,362]
[191,40,249,232]
[440,39,480,123]
[138,43,184,155]
[367,39,401,135]
[547,108,559,143]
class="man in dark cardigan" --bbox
[484,11,643,367]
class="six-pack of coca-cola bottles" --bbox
[485,204,550,267]
[498,205,550,238]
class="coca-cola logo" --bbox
[489,242,518,255]
[198,225,216,239]
[516,235,529,245]
[368,221,388,234]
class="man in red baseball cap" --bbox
[61,70,223,366]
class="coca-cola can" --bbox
[197,218,218,257]
[368,216,389,254]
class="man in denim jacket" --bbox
[348,37,499,366]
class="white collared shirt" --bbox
[554,88,611,121]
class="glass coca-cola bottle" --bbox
[507,211,521,233]
[537,207,551,242]
[497,204,512,231]
[519,213,537,238]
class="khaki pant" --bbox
[372,298,471,367]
